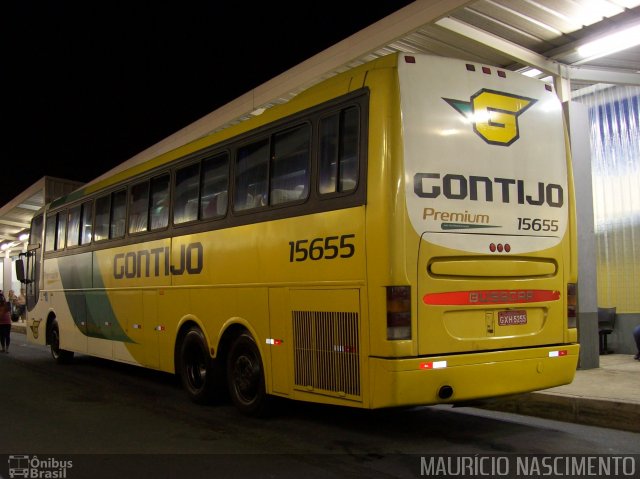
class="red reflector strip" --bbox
[549,350,568,357]
[155,325,165,331]
[420,360,447,370]
[266,338,283,346]
[423,290,560,306]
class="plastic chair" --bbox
[598,307,616,354]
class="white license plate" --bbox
[498,310,527,326]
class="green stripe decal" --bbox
[57,254,134,343]
[441,223,501,230]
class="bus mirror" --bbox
[15,259,26,284]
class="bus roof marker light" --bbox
[405,56,416,64]
[465,64,475,72]
[498,70,506,78]
[482,67,491,75]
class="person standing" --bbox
[0,298,11,353]
[16,289,26,321]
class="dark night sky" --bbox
[2,2,413,206]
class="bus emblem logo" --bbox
[443,89,537,146]
[30,319,42,339]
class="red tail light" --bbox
[387,286,411,340]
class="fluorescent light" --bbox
[577,24,640,61]
[19,233,29,241]
[522,68,543,77]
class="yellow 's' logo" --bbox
[30,319,42,339]
[444,89,537,146]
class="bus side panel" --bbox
[49,253,93,354]
[174,208,367,395]
[92,239,172,365]
[268,287,292,396]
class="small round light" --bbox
[489,243,496,252]
[505,244,511,253]
[497,244,504,252]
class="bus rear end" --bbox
[369,54,579,408]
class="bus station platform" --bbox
[477,353,640,433]
[9,322,639,432]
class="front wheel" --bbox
[50,320,74,364]
[227,333,270,416]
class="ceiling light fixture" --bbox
[576,23,640,62]
[522,68,543,77]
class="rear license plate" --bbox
[498,310,527,326]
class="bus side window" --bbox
[94,194,111,241]
[45,213,57,252]
[201,152,229,219]
[174,163,200,224]
[66,205,82,247]
[319,106,360,195]
[110,189,127,239]
[235,139,269,211]
[129,181,150,234]
[270,124,310,205]
[80,200,93,245]
[150,174,170,230]
[56,211,67,251]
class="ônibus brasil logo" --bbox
[443,89,537,146]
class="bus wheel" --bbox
[227,333,269,416]
[50,320,74,364]
[179,327,216,404]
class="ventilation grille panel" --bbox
[293,311,360,398]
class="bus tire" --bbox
[50,320,74,364]
[227,332,269,417]
[179,327,216,404]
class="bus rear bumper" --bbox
[368,344,579,409]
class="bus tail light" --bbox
[387,286,411,340]
[567,283,578,328]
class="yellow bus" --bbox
[17,53,579,416]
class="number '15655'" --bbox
[288,234,355,262]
